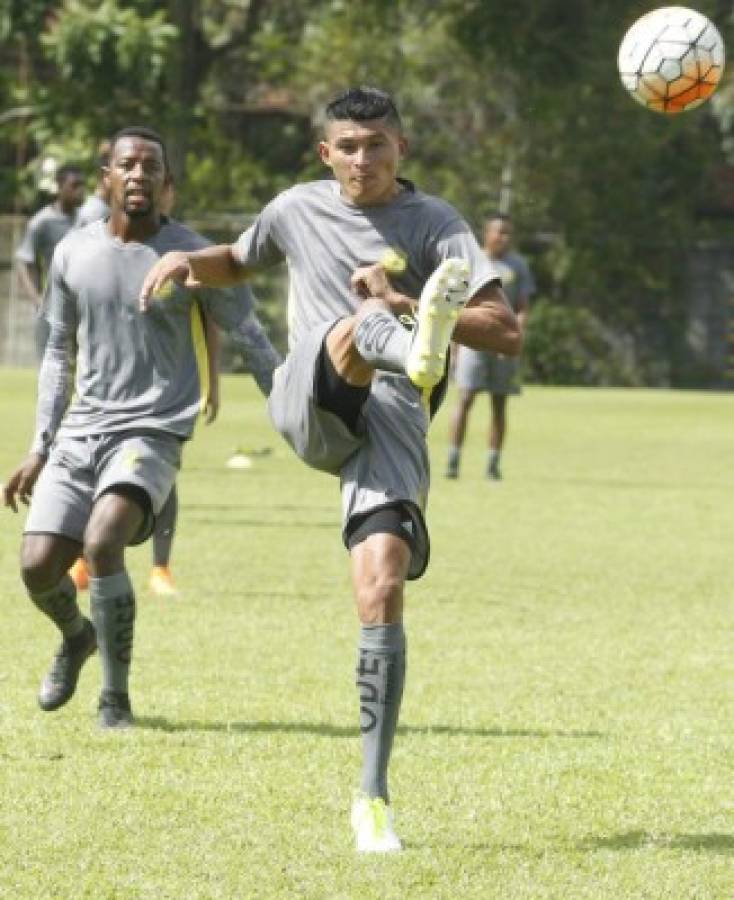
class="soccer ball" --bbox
[618,6,725,114]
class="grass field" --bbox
[1,367,733,899]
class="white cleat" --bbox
[406,257,471,390]
[351,797,402,853]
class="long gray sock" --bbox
[29,575,85,639]
[354,310,411,374]
[152,486,177,567]
[90,572,136,694]
[356,623,406,802]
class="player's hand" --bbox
[139,251,202,312]
[351,263,393,300]
[2,453,46,513]
[203,386,220,424]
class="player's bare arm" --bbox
[139,244,248,311]
[2,453,46,513]
[453,282,522,356]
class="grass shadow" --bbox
[135,716,604,740]
[581,830,734,855]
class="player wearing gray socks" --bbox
[3,126,280,728]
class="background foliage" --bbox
[0,0,733,383]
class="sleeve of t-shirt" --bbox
[432,217,503,299]
[231,197,286,270]
[30,247,77,456]
[15,215,41,264]
[198,282,255,332]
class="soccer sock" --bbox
[152,486,177,567]
[353,309,411,374]
[488,448,501,470]
[29,575,85,639]
[447,445,461,470]
[90,572,136,695]
[356,623,406,803]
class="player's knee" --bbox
[20,540,64,593]
[356,574,404,624]
[83,522,127,570]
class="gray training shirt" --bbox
[31,218,257,456]
[232,179,502,348]
[15,203,79,274]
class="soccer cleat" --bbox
[148,565,177,597]
[445,464,459,480]
[68,557,90,591]
[98,690,133,729]
[487,462,502,481]
[351,796,402,853]
[406,258,471,390]
[38,618,97,711]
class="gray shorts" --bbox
[25,431,182,545]
[268,322,431,579]
[455,346,521,395]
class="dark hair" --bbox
[324,86,402,131]
[55,164,83,186]
[110,126,170,172]
[486,212,511,225]
[97,139,112,169]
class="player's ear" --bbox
[397,135,408,159]
[318,140,332,169]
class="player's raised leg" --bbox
[351,258,471,391]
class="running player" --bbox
[139,88,521,851]
[2,126,280,729]
[446,213,535,480]
[15,164,85,358]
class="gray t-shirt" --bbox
[76,193,110,227]
[487,251,535,311]
[233,179,501,348]
[15,204,79,275]
[31,218,255,455]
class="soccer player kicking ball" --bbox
[2,126,280,729]
[140,88,521,851]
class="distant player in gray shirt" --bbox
[3,127,280,729]
[140,88,521,852]
[15,164,85,358]
[75,140,111,228]
[447,214,535,481]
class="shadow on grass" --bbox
[183,517,335,528]
[135,717,604,740]
[581,831,734,855]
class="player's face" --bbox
[484,219,512,257]
[58,174,85,209]
[319,118,406,206]
[106,137,168,219]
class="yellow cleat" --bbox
[68,558,90,592]
[148,565,178,597]
[406,258,470,390]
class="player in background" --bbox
[2,126,280,729]
[75,140,112,227]
[446,213,535,480]
[15,164,85,358]
[140,87,520,852]
[68,176,224,598]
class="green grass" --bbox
[1,368,733,898]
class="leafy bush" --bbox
[523,298,650,387]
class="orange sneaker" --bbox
[148,565,177,597]
[68,558,90,591]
